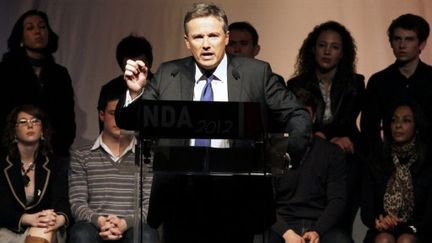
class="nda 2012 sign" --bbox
[139,100,261,139]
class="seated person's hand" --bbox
[98,215,118,240]
[97,215,109,228]
[330,136,354,153]
[303,231,319,243]
[375,214,399,231]
[40,210,66,233]
[20,209,66,242]
[38,209,56,226]
[21,209,57,228]
[283,229,306,243]
[98,215,127,241]
[106,215,128,234]
[314,131,326,140]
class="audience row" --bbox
[0,3,431,243]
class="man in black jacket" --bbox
[361,14,432,156]
[268,89,351,243]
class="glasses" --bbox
[16,118,42,127]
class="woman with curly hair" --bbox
[287,21,365,238]
[0,105,71,243]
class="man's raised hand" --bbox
[124,59,148,99]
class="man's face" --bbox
[184,16,229,70]
[100,99,121,139]
[390,28,426,64]
[226,29,260,58]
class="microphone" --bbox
[232,70,240,80]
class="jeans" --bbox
[69,221,159,243]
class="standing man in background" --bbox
[98,34,153,132]
[226,21,285,85]
[226,21,261,58]
[361,13,432,156]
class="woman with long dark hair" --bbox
[0,9,75,158]
[0,105,71,243]
[361,101,432,243]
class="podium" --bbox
[125,100,282,242]
[134,100,269,175]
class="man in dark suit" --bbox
[117,3,311,243]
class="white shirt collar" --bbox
[194,53,228,83]
[91,133,136,162]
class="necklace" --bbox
[21,162,35,187]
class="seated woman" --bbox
[361,101,432,243]
[286,21,365,238]
[0,105,71,243]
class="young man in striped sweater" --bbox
[68,86,158,243]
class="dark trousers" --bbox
[338,152,364,238]
[262,225,351,243]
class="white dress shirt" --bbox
[191,54,229,148]
[91,132,136,162]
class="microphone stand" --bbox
[135,135,153,243]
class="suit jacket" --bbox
[117,55,310,151]
[0,153,71,233]
[116,55,311,241]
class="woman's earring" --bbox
[20,42,23,48]
[13,135,18,143]
[40,133,45,141]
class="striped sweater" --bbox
[68,142,152,229]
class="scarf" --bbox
[383,138,417,222]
